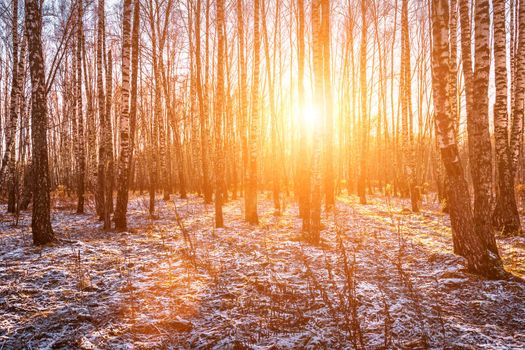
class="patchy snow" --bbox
[1,193,525,349]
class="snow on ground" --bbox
[1,193,525,349]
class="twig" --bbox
[172,199,196,265]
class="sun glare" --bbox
[301,103,321,129]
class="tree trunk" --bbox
[322,0,334,210]
[296,0,310,233]
[76,0,86,214]
[25,0,55,245]
[492,0,522,235]
[95,0,106,219]
[431,0,506,279]
[3,0,20,213]
[245,0,260,224]
[195,0,212,204]
[104,50,114,230]
[400,0,419,213]
[114,0,133,231]
[470,0,498,254]
[358,0,368,205]
[511,0,525,207]
[261,0,281,214]
[214,0,226,227]
[128,0,140,202]
[310,0,323,243]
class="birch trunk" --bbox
[214,0,226,227]
[322,0,334,209]
[25,0,54,245]
[431,0,506,278]
[2,0,19,213]
[114,0,133,230]
[358,0,368,205]
[493,0,523,235]
[310,0,323,242]
[245,0,260,224]
[103,50,114,230]
[297,0,310,232]
[76,0,86,214]
[95,0,106,219]
[195,0,212,203]
[471,0,498,254]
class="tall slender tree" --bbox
[261,0,281,214]
[245,0,260,224]
[510,0,525,215]
[128,0,140,184]
[400,0,418,212]
[449,0,459,133]
[237,0,248,202]
[83,14,97,194]
[358,0,368,205]
[2,0,20,213]
[310,0,323,242]
[322,0,334,210]
[431,0,505,278]
[214,0,226,227]
[95,0,107,219]
[104,50,114,230]
[492,0,522,235]
[188,1,201,196]
[114,0,133,231]
[297,0,310,232]
[195,0,212,204]
[25,0,54,245]
[76,0,86,214]
[471,0,498,254]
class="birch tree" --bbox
[471,0,498,253]
[358,0,368,205]
[96,0,107,220]
[195,0,212,204]
[104,49,114,230]
[115,0,133,231]
[214,0,226,227]
[1,0,20,213]
[431,0,506,278]
[76,0,86,214]
[245,0,260,224]
[25,0,54,245]
[322,0,334,209]
[493,0,522,235]
[310,0,323,242]
[297,0,310,232]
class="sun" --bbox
[300,102,321,130]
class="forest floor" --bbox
[1,193,525,349]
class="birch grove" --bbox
[1,0,525,281]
